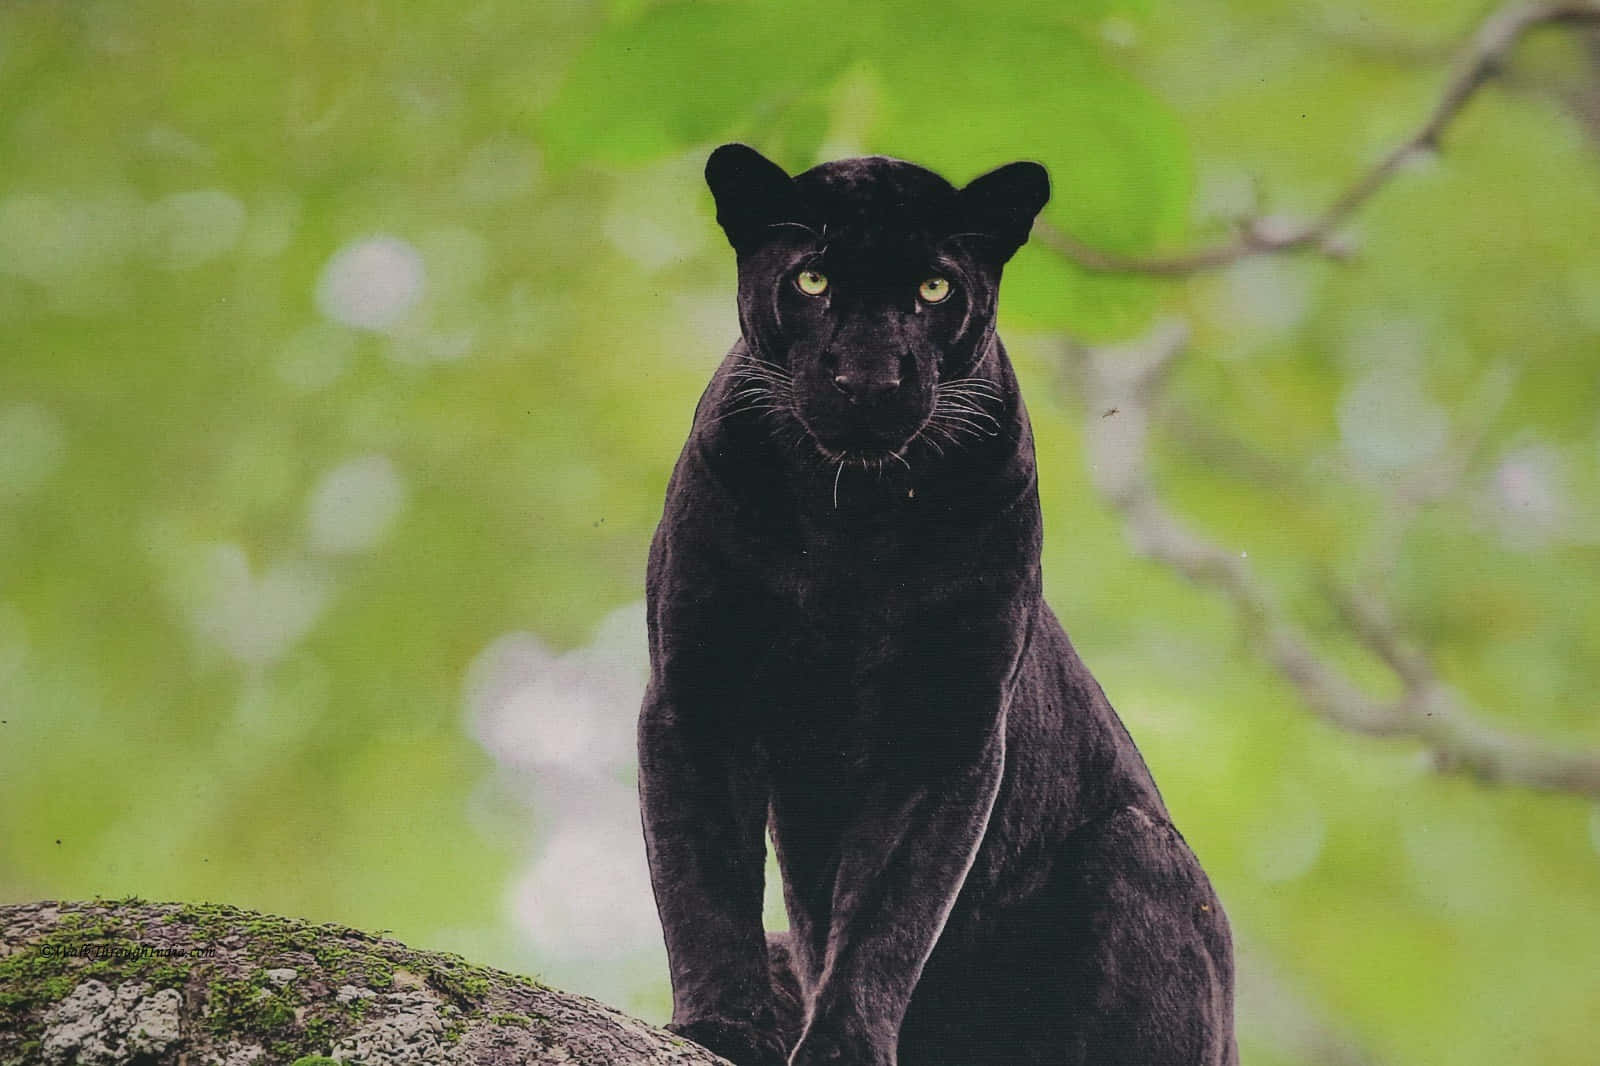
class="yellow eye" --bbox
[919,276,952,303]
[796,269,829,296]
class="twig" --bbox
[1064,318,1600,799]
[1039,0,1600,275]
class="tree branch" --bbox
[1063,319,1600,799]
[1039,0,1600,275]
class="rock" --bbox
[1,899,730,1066]
[38,980,181,1065]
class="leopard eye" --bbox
[795,269,829,297]
[919,276,952,303]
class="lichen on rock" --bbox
[39,980,182,1065]
[329,988,460,1065]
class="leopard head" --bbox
[706,143,1049,462]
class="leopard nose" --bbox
[832,373,902,404]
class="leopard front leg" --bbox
[787,719,1006,1066]
[640,681,787,1066]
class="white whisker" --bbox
[766,221,823,240]
[938,381,1000,397]
[931,413,992,436]
[936,398,1001,425]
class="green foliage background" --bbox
[2,1,1598,1063]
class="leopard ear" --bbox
[706,143,805,256]
[957,161,1050,264]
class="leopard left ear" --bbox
[957,161,1050,264]
[706,143,807,257]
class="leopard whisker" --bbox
[741,353,791,371]
[722,402,779,419]
[924,423,962,450]
[934,426,985,447]
[732,365,793,385]
[728,394,788,412]
[935,398,1000,425]
[707,403,784,426]
[908,422,949,457]
[731,373,790,391]
[936,389,999,406]
[938,376,1001,395]
[936,388,1000,407]
[937,394,1000,416]
[735,360,791,377]
[945,418,997,443]
[934,400,1002,431]
[930,412,994,437]
[766,221,823,240]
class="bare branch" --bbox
[1040,0,1600,275]
[1063,319,1600,799]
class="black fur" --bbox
[640,144,1236,1066]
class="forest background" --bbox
[3,2,1599,1063]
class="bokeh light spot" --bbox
[464,605,657,985]
[315,236,426,331]
[466,603,645,782]
[183,544,330,668]
[1490,444,1568,548]
[508,819,660,960]
[491,680,605,773]
[306,455,408,557]
[1337,371,1448,471]
[1221,255,1313,337]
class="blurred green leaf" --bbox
[540,2,1190,331]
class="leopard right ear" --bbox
[957,160,1051,265]
[706,143,806,256]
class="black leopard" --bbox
[639,143,1237,1066]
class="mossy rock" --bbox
[0,899,724,1066]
